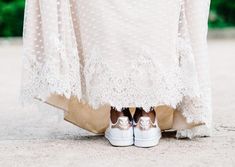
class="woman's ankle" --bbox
[110,106,125,124]
[134,107,156,123]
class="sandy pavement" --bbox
[0,38,234,167]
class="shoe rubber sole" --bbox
[105,133,133,147]
[134,135,161,148]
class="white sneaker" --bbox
[105,116,134,146]
[133,116,161,147]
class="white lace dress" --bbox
[21,0,212,138]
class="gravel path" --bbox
[0,39,234,167]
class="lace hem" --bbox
[81,39,210,128]
[20,0,82,106]
[176,124,212,139]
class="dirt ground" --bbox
[0,39,234,167]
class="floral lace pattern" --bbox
[21,0,82,103]
[21,0,212,138]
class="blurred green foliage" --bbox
[0,0,25,37]
[0,0,235,37]
[209,0,235,28]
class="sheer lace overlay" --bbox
[21,0,212,138]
